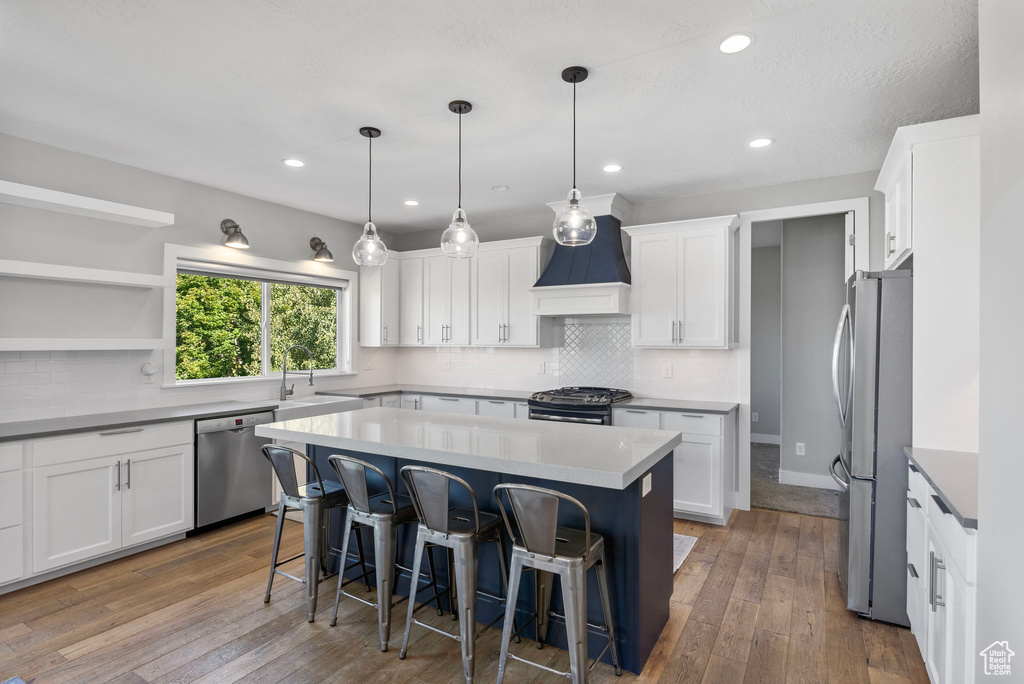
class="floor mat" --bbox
[673,534,698,572]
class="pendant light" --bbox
[552,66,597,247]
[352,126,389,267]
[440,100,479,258]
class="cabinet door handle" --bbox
[929,551,948,611]
[417,324,422,343]
[887,232,896,256]
[115,461,121,491]
[671,320,676,343]
[678,320,684,343]
[126,459,131,490]
[99,428,144,436]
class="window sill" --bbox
[163,371,357,389]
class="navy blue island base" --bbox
[308,444,674,675]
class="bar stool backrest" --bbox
[494,484,592,560]
[262,444,325,500]
[327,454,397,515]
[400,465,480,534]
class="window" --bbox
[175,273,341,381]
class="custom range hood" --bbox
[530,193,633,316]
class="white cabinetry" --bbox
[514,403,530,420]
[420,395,477,415]
[31,422,194,574]
[476,399,516,418]
[380,393,401,409]
[623,216,738,349]
[470,239,554,347]
[0,443,25,586]
[424,255,470,346]
[905,462,977,684]
[612,407,734,523]
[401,394,423,410]
[399,257,424,345]
[359,259,400,347]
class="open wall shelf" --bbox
[0,179,175,228]
[0,259,168,288]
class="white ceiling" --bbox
[0,1,978,236]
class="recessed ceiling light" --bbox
[404,199,419,206]
[748,138,774,148]
[603,164,622,173]
[718,33,754,54]
[282,158,305,167]
[490,185,509,192]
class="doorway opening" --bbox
[749,214,846,517]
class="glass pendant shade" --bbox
[552,187,597,246]
[440,207,479,258]
[352,221,388,267]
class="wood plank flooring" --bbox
[0,509,926,683]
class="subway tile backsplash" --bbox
[0,323,737,423]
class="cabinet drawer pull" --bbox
[625,410,647,414]
[908,462,920,473]
[438,397,459,402]
[488,400,506,405]
[99,428,144,436]
[907,562,918,579]
[931,494,952,516]
[907,496,921,509]
[681,414,706,418]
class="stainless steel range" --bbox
[527,387,632,425]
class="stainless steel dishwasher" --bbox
[194,411,275,530]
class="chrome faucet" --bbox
[281,344,314,401]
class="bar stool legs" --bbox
[264,500,287,604]
[594,557,622,674]
[452,541,478,683]
[302,497,323,622]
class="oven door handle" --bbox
[531,413,605,425]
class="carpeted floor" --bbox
[750,442,841,518]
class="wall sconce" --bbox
[220,219,249,249]
[310,237,334,262]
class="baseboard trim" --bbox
[779,468,844,491]
[674,508,731,526]
[751,433,781,445]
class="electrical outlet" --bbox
[752,412,759,423]
[362,358,374,371]
[662,364,673,379]
[642,473,652,496]
[796,442,806,456]
[443,358,452,371]
[536,362,545,374]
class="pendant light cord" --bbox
[572,81,577,190]
[458,111,463,209]
[367,133,373,224]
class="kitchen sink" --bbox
[274,396,364,421]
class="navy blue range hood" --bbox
[534,213,631,287]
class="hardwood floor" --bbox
[0,509,928,683]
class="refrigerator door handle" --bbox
[831,304,853,427]
[829,453,851,491]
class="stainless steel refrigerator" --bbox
[829,270,911,626]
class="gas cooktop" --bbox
[528,387,633,408]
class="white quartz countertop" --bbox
[255,407,682,490]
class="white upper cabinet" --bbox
[399,257,424,346]
[876,115,979,271]
[470,239,554,347]
[423,255,470,346]
[624,215,738,350]
[359,258,400,347]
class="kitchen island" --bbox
[256,407,681,674]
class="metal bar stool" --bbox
[326,454,443,652]
[493,483,622,684]
[398,465,516,684]
[261,444,367,622]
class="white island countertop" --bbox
[255,407,682,490]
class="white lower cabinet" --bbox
[906,462,977,684]
[420,395,477,415]
[31,422,194,575]
[401,394,423,410]
[612,407,732,522]
[380,393,401,409]
[476,399,515,418]
[0,443,25,586]
[514,402,530,420]
[0,526,23,585]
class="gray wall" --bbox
[780,214,846,478]
[750,246,781,438]
[391,170,887,271]
[977,0,1024,670]
[0,132,372,342]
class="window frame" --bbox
[162,244,358,388]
